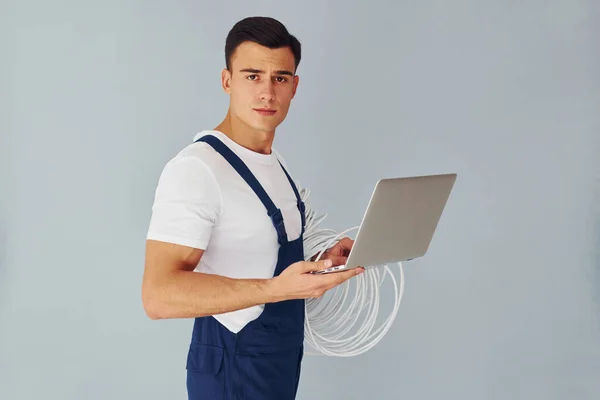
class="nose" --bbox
[259,81,275,102]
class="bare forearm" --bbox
[144,271,284,320]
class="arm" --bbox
[142,154,274,319]
[141,153,358,320]
[142,239,359,319]
[142,240,282,319]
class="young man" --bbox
[142,16,364,400]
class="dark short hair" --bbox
[225,16,302,72]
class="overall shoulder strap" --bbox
[195,135,288,244]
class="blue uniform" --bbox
[186,134,306,399]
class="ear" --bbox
[221,68,232,94]
[292,75,299,98]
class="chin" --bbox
[249,120,281,133]
[254,126,278,135]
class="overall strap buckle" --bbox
[297,200,306,233]
[268,208,288,245]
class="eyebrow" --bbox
[239,68,295,77]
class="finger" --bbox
[322,244,342,258]
[301,259,332,273]
[322,266,363,284]
[337,237,354,248]
[329,246,343,256]
[337,237,354,255]
[325,255,347,266]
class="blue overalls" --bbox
[186,134,307,400]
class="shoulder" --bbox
[271,147,307,194]
[272,148,290,169]
[156,132,227,185]
[152,137,224,212]
[158,146,217,188]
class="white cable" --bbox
[299,186,405,357]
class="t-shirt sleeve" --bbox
[146,155,222,250]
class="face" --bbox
[222,41,299,134]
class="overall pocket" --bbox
[238,345,304,400]
[186,343,225,399]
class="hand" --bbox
[313,237,354,266]
[271,259,364,301]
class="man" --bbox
[142,16,364,400]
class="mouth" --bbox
[254,108,277,116]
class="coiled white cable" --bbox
[299,187,405,357]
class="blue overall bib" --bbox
[186,134,306,400]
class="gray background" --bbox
[2,0,600,399]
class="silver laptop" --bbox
[315,173,457,274]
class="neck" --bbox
[214,111,274,155]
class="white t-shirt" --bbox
[146,130,310,333]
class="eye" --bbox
[247,75,258,81]
[275,76,288,83]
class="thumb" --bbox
[302,259,333,273]
[324,255,347,267]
